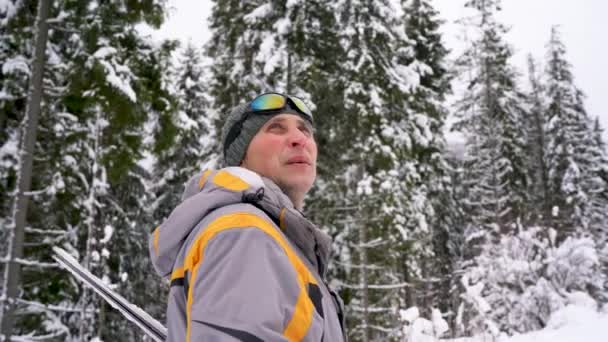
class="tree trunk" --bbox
[527,56,550,223]
[357,165,370,342]
[80,112,102,340]
[359,209,370,342]
[0,0,51,338]
[286,38,292,94]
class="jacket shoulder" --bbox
[199,202,277,231]
[183,202,279,251]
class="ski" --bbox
[52,246,167,341]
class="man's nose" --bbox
[288,128,308,147]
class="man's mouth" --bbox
[287,156,310,165]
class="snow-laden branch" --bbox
[334,260,386,270]
[350,237,386,249]
[336,280,411,290]
[350,322,400,335]
[349,305,394,313]
[1,327,68,341]
[335,217,384,225]
[22,187,51,196]
[9,258,60,269]
[44,10,69,24]
[16,298,95,314]
[106,197,127,218]
[24,227,67,235]
[368,324,399,334]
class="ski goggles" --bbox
[249,93,313,121]
[224,93,314,157]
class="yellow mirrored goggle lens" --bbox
[250,94,286,111]
[289,97,312,117]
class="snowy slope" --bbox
[447,304,608,342]
[505,304,608,342]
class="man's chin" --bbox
[276,175,314,196]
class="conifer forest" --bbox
[1,0,607,341]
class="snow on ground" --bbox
[446,303,608,342]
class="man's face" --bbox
[241,113,317,196]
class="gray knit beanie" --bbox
[220,101,312,166]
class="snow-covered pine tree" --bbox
[453,0,529,240]
[452,0,530,336]
[441,153,470,335]
[524,55,551,223]
[588,118,608,249]
[544,26,607,242]
[205,0,276,131]
[0,0,177,339]
[99,36,177,342]
[330,1,410,339]
[0,4,16,303]
[398,0,455,321]
[326,0,453,340]
[589,117,608,298]
[1,0,52,338]
[588,117,608,232]
[0,0,33,290]
[150,43,213,223]
[141,42,215,326]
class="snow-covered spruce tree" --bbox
[453,0,529,241]
[543,26,608,242]
[326,0,453,340]
[129,43,216,337]
[589,117,608,230]
[589,117,608,296]
[524,55,551,223]
[150,43,213,223]
[205,0,269,122]
[101,38,177,342]
[588,118,608,249]
[0,0,177,340]
[330,1,411,339]
[440,153,470,335]
[0,0,32,282]
[452,0,530,336]
[541,26,608,301]
[1,0,52,338]
[398,0,455,321]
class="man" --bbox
[150,93,346,341]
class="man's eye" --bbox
[268,123,284,130]
[300,126,312,137]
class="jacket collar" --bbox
[256,176,333,277]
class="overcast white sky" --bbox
[147,0,607,141]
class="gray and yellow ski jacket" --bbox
[149,167,346,342]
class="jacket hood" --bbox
[150,167,333,278]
